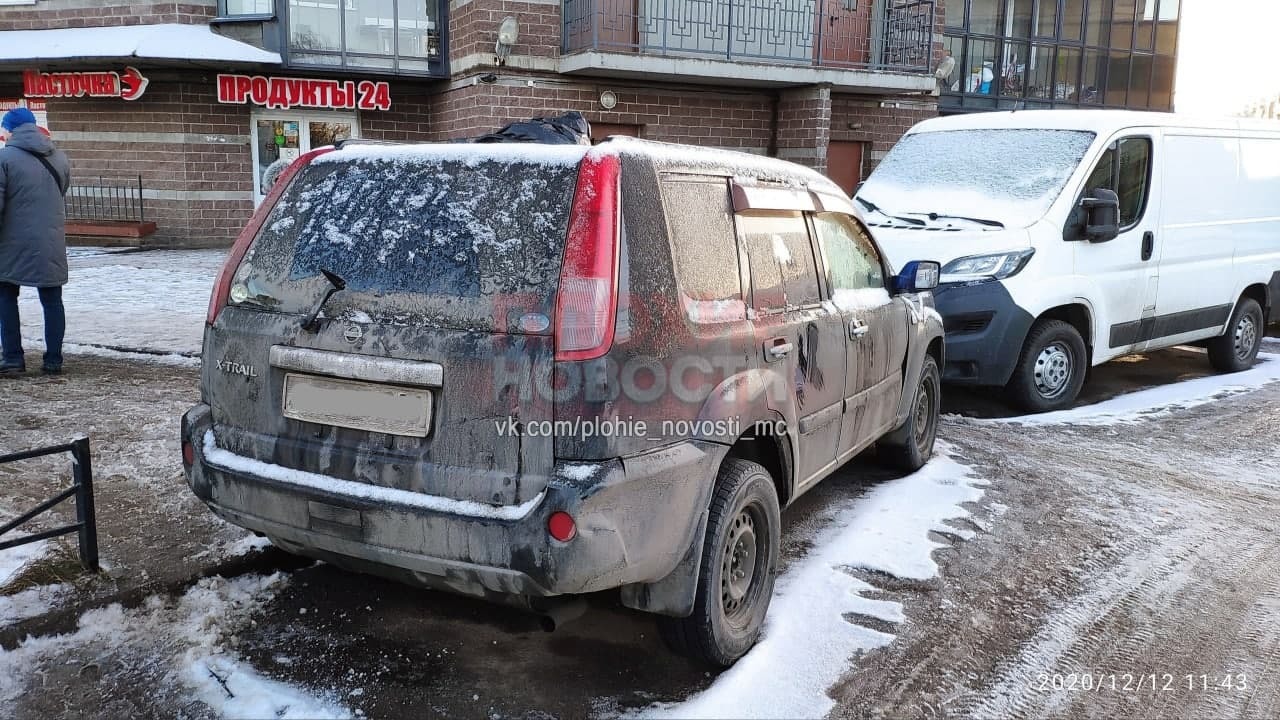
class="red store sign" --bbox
[23,67,149,101]
[217,74,391,111]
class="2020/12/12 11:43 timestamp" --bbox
[1035,673,1249,694]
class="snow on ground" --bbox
[981,352,1280,427]
[16,248,225,357]
[0,583,71,627]
[0,538,49,587]
[0,572,351,718]
[644,446,987,719]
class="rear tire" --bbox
[1208,298,1264,373]
[1006,319,1088,413]
[879,355,941,472]
[658,458,780,667]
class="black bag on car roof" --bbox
[474,111,592,145]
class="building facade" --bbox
[939,0,1180,114]
[1,0,944,246]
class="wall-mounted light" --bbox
[495,16,520,65]
[599,90,618,110]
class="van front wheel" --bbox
[658,459,780,667]
[1208,298,1264,373]
[1007,320,1088,413]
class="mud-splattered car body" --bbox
[181,137,943,661]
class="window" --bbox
[945,0,966,29]
[1084,137,1152,227]
[662,179,742,303]
[740,212,821,311]
[220,0,273,15]
[287,0,443,74]
[813,214,885,295]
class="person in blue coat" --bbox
[0,107,72,376]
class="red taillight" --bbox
[181,440,194,468]
[548,511,577,542]
[554,152,621,362]
[207,146,337,326]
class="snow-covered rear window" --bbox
[233,155,579,333]
[859,129,1097,229]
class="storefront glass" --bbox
[942,0,1178,112]
[252,113,356,203]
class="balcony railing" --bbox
[562,0,936,74]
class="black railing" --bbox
[0,438,99,573]
[65,175,145,224]
[562,0,936,73]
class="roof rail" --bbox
[334,138,404,150]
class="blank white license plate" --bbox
[282,373,433,438]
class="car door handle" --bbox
[849,320,870,340]
[765,339,794,361]
[1142,231,1155,262]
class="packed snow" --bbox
[984,352,1280,426]
[0,583,71,627]
[16,249,224,357]
[0,537,49,587]
[0,572,350,717]
[644,447,988,719]
[314,142,589,167]
[0,23,281,64]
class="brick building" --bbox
[0,0,943,247]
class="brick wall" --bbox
[0,1,214,30]
[830,93,938,175]
[449,0,562,62]
[775,84,832,172]
[45,77,254,247]
[422,79,774,150]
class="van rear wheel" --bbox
[1006,320,1088,413]
[1208,298,1264,373]
[658,458,780,667]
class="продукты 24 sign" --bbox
[23,67,150,101]
[216,74,392,111]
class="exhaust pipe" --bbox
[533,598,588,632]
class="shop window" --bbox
[1085,0,1111,47]
[219,0,273,17]
[1056,47,1081,103]
[1024,44,1055,99]
[1061,0,1085,40]
[252,114,356,204]
[970,0,1002,35]
[1105,51,1130,105]
[1034,0,1057,37]
[287,0,443,75]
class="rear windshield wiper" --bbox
[856,196,926,227]
[301,268,347,333]
[912,212,1006,229]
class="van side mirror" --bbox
[894,261,941,294]
[1081,188,1120,243]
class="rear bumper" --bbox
[181,404,720,599]
[933,280,1036,387]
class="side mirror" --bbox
[1081,188,1120,243]
[894,261,941,294]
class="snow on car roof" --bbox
[319,136,848,195]
[317,142,590,167]
[908,109,1280,137]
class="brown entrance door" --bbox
[591,123,640,144]
[826,141,866,195]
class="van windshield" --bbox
[858,129,1097,230]
[232,146,584,333]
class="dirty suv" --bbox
[181,137,944,666]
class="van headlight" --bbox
[940,249,1035,284]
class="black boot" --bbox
[0,363,27,377]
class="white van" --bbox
[858,110,1280,412]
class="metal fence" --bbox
[65,175,145,224]
[0,438,99,573]
[562,0,936,73]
